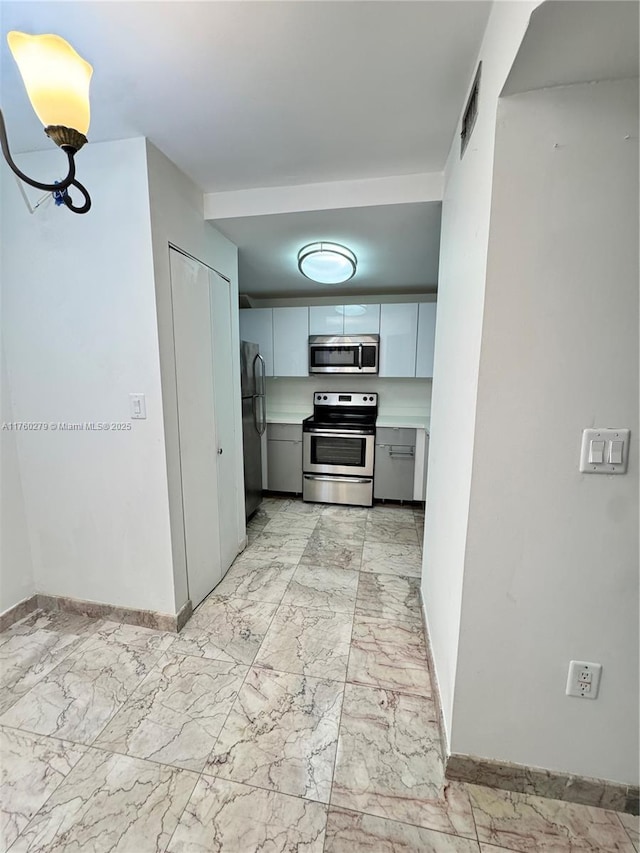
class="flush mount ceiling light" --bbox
[1,31,93,213]
[297,242,357,284]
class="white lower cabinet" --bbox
[374,427,416,501]
[267,423,303,493]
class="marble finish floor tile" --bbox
[315,518,367,542]
[361,541,423,577]
[323,504,369,520]
[8,748,198,853]
[94,654,247,772]
[0,635,163,745]
[206,667,343,803]
[332,684,476,837]
[261,511,320,535]
[254,604,353,681]
[619,813,640,851]
[241,531,308,563]
[368,505,418,523]
[281,565,359,613]
[300,539,363,572]
[167,775,327,852]
[0,629,85,716]
[355,573,422,623]
[280,499,326,515]
[171,597,278,665]
[5,609,99,637]
[347,615,431,697]
[213,559,297,604]
[325,807,481,853]
[365,520,420,545]
[93,620,176,653]
[0,727,85,852]
[469,783,635,853]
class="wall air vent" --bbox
[461,62,481,157]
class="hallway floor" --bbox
[0,496,637,852]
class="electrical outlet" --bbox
[566,660,602,699]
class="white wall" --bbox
[452,78,639,784]
[1,138,176,614]
[146,141,243,612]
[422,1,539,743]
[0,348,34,613]
[267,376,431,421]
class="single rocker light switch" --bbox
[589,440,605,464]
[609,440,624,465]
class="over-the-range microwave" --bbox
[308,334,379,374]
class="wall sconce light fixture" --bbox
[1,31,93,213]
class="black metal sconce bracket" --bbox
[0,108,91,214]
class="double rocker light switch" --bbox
[579,428,630,474]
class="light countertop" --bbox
[376,414,430,431]
[266,410,429,432]
[266,410,310,424]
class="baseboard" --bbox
[416,592,638,816]
[31,593,194,634]
[0,594,38,632]
[418,588,449,760]
[446,753,639,815]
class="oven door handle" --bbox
[358,343,363,370]
[304,474,372,484]
[305,428,371,437]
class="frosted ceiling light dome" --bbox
[297,242,357,284]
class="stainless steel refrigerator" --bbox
[240,341,266,519]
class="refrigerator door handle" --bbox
[253,353,266,396]
[253,394,267,437]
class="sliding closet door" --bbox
[209,268,238,573]
[170,248,224,607]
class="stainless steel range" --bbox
[302,392,378,507]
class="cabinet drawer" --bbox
[376,427,416,446]
[373,445,415,501]
[267,423,303,441]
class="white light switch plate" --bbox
[579,428,629,474]
[129,393,147,420]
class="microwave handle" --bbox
[358,343,363,370]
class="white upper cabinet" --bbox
[379,303,419,377]
[416,302,437,378]
[309,305,344,336]
[343,304,381,335]
[273,307,309,376]
[239,308,274,376]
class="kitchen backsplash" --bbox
[266,376,431,418]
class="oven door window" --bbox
[311,435,366,467]
[310,346,359,369]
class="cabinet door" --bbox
[267,427,303,493]
[239,309,274,376]
[379,303,419,377]
[416,303,437,378]
[373,444,416,501]
[273,307,309,376]
[343,304,380,335]
[309,305,344,335]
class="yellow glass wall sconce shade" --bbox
[0,31,93,213]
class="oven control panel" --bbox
[314,392,378,407]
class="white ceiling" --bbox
[503,1,639,96]
[1,1,491,192]
[213,202,442,297]
[1,1,493,299]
